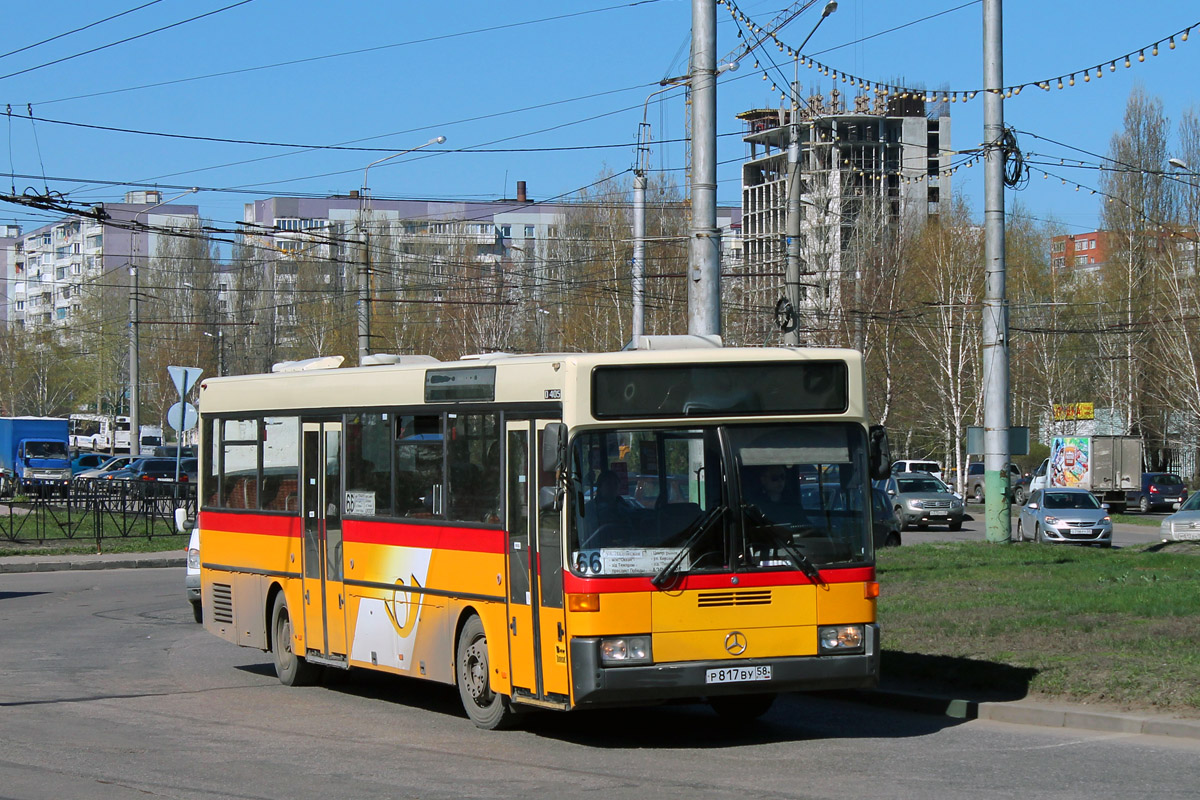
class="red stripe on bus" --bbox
[562,565,875,594]
[200,510,300,537]
[344,518,506,554]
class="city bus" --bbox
[196,339,891,728]
[69,414,127,451]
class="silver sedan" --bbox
[1016,487,1113,547]
[1160,492,1200,543]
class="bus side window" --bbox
[447,413,500,524]
[397,415,443,517]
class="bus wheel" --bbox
[456,615,514,730]
[271,592,319,687]
[709,692,776,722]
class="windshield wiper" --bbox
[651,504,727,589]
[741,504,824,585]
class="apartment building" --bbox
[1051,230,1110,272]
[3,191,201,331]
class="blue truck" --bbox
[0,417,72,497]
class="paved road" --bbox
[1,569,1198,800]
[903,503,1168,547]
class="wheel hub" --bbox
[464,641,489,701]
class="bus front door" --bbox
[504,419,568,706]
[301,420,346,663]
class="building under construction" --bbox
[738,89,951,343]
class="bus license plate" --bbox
[705,665,772,684]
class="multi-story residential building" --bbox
[3,191,201,331]
[738,91,951,341]
[240,183,742,345]
[0,224,21,327]
[1050,230,1110,272]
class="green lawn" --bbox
[878,541,1200,715]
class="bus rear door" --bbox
[301,419,347,663]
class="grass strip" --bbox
[878,541,1200,715]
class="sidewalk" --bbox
[0,549,184,573]
[3,549,1198,742]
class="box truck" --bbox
[0,417,72,497]
[1029,435,1142,514]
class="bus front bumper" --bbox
[569,623,880,707]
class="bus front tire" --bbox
[456,615,514,730]
[271,592,319,687]
[708,692,776,722]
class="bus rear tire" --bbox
[271,592,319,687]
[708,692,776,722]
[456,615,515,730]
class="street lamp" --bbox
[357,135,445,366]
[129,188,198,457]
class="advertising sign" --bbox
[1050,436,1090,488]
[1053,402,1095,421]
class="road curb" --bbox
[835,688,1200,742]
[0,555,184,573]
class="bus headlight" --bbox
[818,625,864,654]
[599,636,652,666]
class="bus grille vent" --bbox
[212,583,234,624]
[697,590,772,607]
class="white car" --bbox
[74,454,138,483]
[186,527,202,623]
[1160,492,1200,543]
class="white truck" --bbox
[1029,435,1142,514]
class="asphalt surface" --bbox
[2,546,1198,743]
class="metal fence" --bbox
[0,480,198,547]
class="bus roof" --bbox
[198,346,867,424]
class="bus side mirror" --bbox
[868,425,892,481]
[542,423,567,473]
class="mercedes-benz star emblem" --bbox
[724,631,748,655]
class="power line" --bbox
[0,1,257,83]
[27,0,666,106]
[0,0,164,62]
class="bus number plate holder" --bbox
[705,665,772,684]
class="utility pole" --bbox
[689,0,720,336]
[982,0,1012,543]
[129,188,197,457]
[358,135,445,366]
[632,157,647,342]
[784,85,803,346]
[785,3,838,346]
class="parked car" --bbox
[1010,471,1035,506]
[1016,487,1112,547]
[70,452,109,475]
[74,454,139,483]
[186,526,202,623]
[1127,472,1188,514]
[891,459,944,483]
[1159,491,1200,543]
[877,472,963,531]
[154,445,196,459]
[103,457,184,496]
[871,488,902,548]
[965,461,1025,503]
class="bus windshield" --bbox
[569,422,870,578]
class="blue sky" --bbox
[1,1,1196,237]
